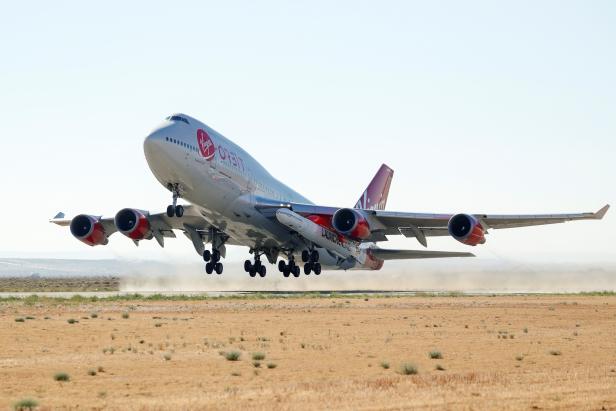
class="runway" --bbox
[0,289,575,299]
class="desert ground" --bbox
[0,277,119,293]
[1,294,616,410]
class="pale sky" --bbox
[0,1,614,265]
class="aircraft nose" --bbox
[144,129,165,153]
[143,128,173,171]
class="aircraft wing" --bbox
[370,249,475,260]
[50,206,241,255]
[256,197,609,246]
[372,204,609,245]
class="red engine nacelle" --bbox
[331,208,372,240]
[114,208,152,240]
[447,213,486,246]
[69,214,108,246]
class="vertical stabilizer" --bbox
[354,164,394,210]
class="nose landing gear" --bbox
[166,184,184,217]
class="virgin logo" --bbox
[197,129,216,160]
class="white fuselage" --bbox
[143,114,377,269]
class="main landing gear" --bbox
[166,184,184,217]
[203,248,223,275]
[278,256,301,278]
[301,249,322,275]
[244,253,267,278]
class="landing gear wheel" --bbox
[292,266,300,277]
[214,262,223,275]
[205,262,213,274]
[244,260,252,272]
[203,250,212,262]
[174,205,184,217]
[278,260,286,272]
[283,268,290,277]
[249,268,257,277]
[212,249,221,263]
[313,263,322,275]
[259,265,266,277]
[311,250,319,262]
[166,205,174,217]
[301,250,310,263]
[304,263,312,275]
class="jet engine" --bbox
[114,208,152,240]
[331,208,371,240]
[69,214,108,246]
[448,213,486,246]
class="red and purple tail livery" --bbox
[354,164,394,211]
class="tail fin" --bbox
[354,164,394,210]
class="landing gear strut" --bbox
[166,184,184,218]
[203,228,227,275]
[204,248,223,275]
[301,249,322,275]
[278,253,300,278]
[245,250,266,278]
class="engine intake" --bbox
[448,213,486,246]
[115,208,152,240]
[331,208,371,240]
[70,214,108,246]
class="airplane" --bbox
[51,113,610,278]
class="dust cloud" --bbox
[120,259,616,293]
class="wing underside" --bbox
[50,205,242,256]
[370,249,475,260]
[260,198,610,247]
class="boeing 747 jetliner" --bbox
[51,114,609,277]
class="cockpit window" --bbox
[165,115,190,125]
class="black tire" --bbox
[311,250,319,262]
[313,263,322,275]
[278,260,286,272]
[292,266,300,277]
[301,250,309,263]
[249,269,257,277]
[203,250,211,262]
[304,264,312,275]
[205,262,213,274]
[259,265,266,277]
[166,205,174,217]
[244,260,252,272]
[212,249,221,263]
[215,262,223,274]
[175,205,184,218]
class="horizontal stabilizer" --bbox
[594,204,610,220]
[371,249,475,260]
[50,212,71,226]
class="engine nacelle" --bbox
[69,214,108,246]
[331,208,371,240]
[448,213,486,246]
[114,208,152,240]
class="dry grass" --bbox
[1,295,615,410]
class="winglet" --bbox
[594,204,610,220]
